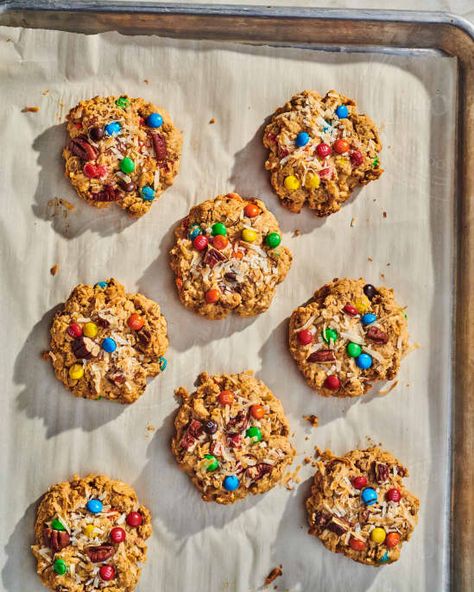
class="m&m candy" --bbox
[99,565,116,581]
[102,337,117,353]
[378,551,390,564]
[67,323,83,338]
[127,313,145,331]
[86,499,103,514]
[204,454,219,472]
[211,222,227,236]
[297,329,313,345]
[188,225,202,240]
[218,390,234,405]
[349,537,366,551]
[203,420,218,434]
[126,512,143,527]
[83,322,98,338]
[361,487,377,505]
[295,131,310,147]
[322,327,338,343]
[120,157,135,174]
[242,228,258,243]
[83,524,98,538]
[385,532,400,548]
[69,364,84,380]
[51,518,66,531]
[370,527,386,544]
[146,113,163,128]
[352,476,367,490]
[355,296,371,314]
[333,139,350,154]
[343,304,358,316]
[350,150,364,166]
[223,475,240,491]
[246,426,262,442]
[115,97,130,109]
[193,235,209,251]
[141,186,155,201]
[346,342,362,358]
[386,488,402,502]
[316,143,331,158]
[53,558,68,575]
[205,289,220,304]
[305,173,320,189]
[104,121,121,136]
[336,105,349,119]
[284,175,300,191]
[356,353,373,370]
[159,356,167,372]
[95,281,108,289]
[110,527,126,543]
[361,313,377,325]
[324,375,341,391]
[265,232,281,248]
[363,284,378,300]
[213,235,229,250]
[250,404,265,419]
[244,203,260,218]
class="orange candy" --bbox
[233,250,244,260]
[244,203,260,218]
[218,390,234,405]
[213,235,229,250]
[385,532,401,548]
[349,537,366,551]
[205,289,220,304]
[127,313,144,331]
[333,139,350,154]
[250,404,265,419]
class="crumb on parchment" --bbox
[303,414,319,427]
[41,351,50,361]
[293,229,301,237]
[50,264,59,276]
[209,117,216,124]
[22,106,40,112]
[264,564,283,586]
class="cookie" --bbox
[306,447,419,566]
[169,192,292,319]
[171,371,295,504]
[263,90,382,216]
[32,474,152,592]
[49,278,168,404]
[64,95,182,217]
[288,278,408,397]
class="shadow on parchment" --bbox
[31,124,139,239]
[13,304,126,438]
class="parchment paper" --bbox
[0,25,457,592]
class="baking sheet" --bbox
[0,26,457,592]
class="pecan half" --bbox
[366,326,389,344]
[187,419,203,438]
[307,349,336,363]
[326,516,350,536]
[90,185,121,202]
[151,133,168,161]
[313,511,330,529]
[245,463,272,482]
[203,248,227,268]
[373,462,389,484]
[85,544,116,563]
[43,528,70,552]
[136,328,152,350]
[72,336,100,359]
[227,434,242,449]
[69,136,97,161]
[226,409,249,435]
[179,432,196,451]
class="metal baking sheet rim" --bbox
[1,3,473,591]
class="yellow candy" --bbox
[371,527,386,544]
[83,322,98,338]
[83,524,97,537]
[69,364,84,380]
[355,296,371,314]
[284,175,301,191]
[241,228,258,243]
[305,173,320,189]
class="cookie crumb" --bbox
[283,465,301,490]
[303,456,312,465]
[368,257,373,262]
[50,264,60,276]
[143,79,149,85]
[379,273,385,280]
[22,106,40,112]
[145,423,156,437]
[350,217,356,227]
[378,380,398,396]
[383,211,387,218]
[209,117,216,124]
[303,414,319,427]
[386,262,391,267]
[42,89,49,96]
[48,198,75,219]
[264,565,283,586]
[293,229,301,237]
[41,350,50,361]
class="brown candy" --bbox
[118,179,136,193]
[89,126,104,142]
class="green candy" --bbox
[322,327,338,344]
[211,222,227,236]
[246,426,262,442]
[265,232,281,248]
[346,342,362,358]
[120,157,135,174]
[116,97,130,109]
[372,156,380,168]
[51,518,66,531]
[53,559,68,575]
[204,454,219,472]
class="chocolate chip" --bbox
[85,544,116,563]
[72,337,99,359]
[307,349,336,363]
[43,528,70,552]
[69,136,97,161]
[363,284,378,300]
[89,126,104,141]
[366,326,389,344]
[203,420,218,434]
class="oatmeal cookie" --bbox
[32,474,152,592]
[64,95,182,217]
[49,278,168,404]
[263,90,382,216]
[171,371,295,504]
[289,278,408,397]
[306,447,419,566]
[169,192,292,319]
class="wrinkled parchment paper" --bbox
[0,26,456,592]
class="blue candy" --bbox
[361,487,378,506]
[95,281,108,289]
[356,353,373,370]
[159,356,167,372]
[336,105,349,119]
[146,112,163,128]
[104,121,122,136]
[141,186,155,201]
[295,131,310,148]
[86,499,103,514]
[101,337,117,353]
[223,475,240,492]
[361,313,377,325]
[378,551,390,564]
[188,225,202,240]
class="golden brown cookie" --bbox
[263,90,382,216]
[32,474,152,592]
[64,95,182,217]
[288,278,408,397]
[306,447,419,566]
[171,371,295,504]
[169,192,292,319]
[49,278,168,404]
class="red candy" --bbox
[126,512,143,527]
[193,235,209,251]
[316,143,331,158]
[386,488,402,502]
[350,150,364,166]
[349,537,366,551]
[99,565,116,581]
[297,329,313,345]
[324,375,341,391]
[244,203,260,218]
[343,304,358,316]
[127,313,144,331]
[334,139,350,154]
[67,323,83,338]
[352,476,368,489]
[218,390,234,406]
[205,289,220,304]
[83,163,107,179]
[110,527,126,543]
[385,532,401,548]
